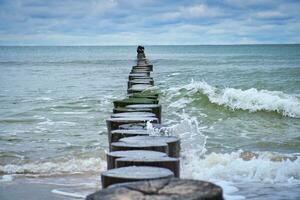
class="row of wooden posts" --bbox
[86,47,224,200]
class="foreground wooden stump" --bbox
[116,156,179,177]
[110,129,149,143]
[101,166,174,188]
[86,178,224,200]
[119,136,180,158]
[106,150,167,169]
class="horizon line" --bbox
[0,43,299,47]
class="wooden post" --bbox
[113,98,158,108]
[101,166,174,188]
[116,156,180,177]
[106,117,159,150]
[119,136,180,158]
[87,178,224,200]
[111,139,168,154]
[126,104,161,123]
[85,46,224,199]
[106,150,167,169]
[111,112,156,119]
[110,129,149,143]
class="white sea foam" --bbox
[51,189,86,199]
[214,180,245,200]
[38,119,77,126]
[35,97,54,101]
[151,115,245,199]
[165,80,300,118]
[169,117,300,184]
[182,150,300,184]
[171,72,181,76]
[0,175,14,182]
[53,111,88,115]
[166,113,207,159]
[0,157,106,175]
[161,114,300,199]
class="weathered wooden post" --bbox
[101,166,174,188]
[87,178,224,200]
[117,136,180,158]
[110,129,149,143]
[111,139,168,154]
[106,117,159,150]
[126,104,161,123]
[85,46,223,199]
[106,150,167,169]
[110,112,156,119]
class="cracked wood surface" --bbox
[87,178,223,200]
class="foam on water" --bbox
[166,113,207,159]
[172,115,300,183]
[51,189,86,199]
[0,157,106,175]
[35,97,54,101]
[165,80,300,118]
[182,150,300,183]
[148,113,300,184]
[148,114,300,199]
[0,175,14,182]
[37,119,77,126]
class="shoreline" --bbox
[0,173,101,200]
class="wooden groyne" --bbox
[86,46,224,200]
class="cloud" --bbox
[152,3,228,22]
[183,4,223,18]
[0,0,299,45]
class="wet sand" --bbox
[0,174,101,200]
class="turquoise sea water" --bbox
[0,45,300,199]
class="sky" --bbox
[0,0,300,45]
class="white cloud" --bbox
[183,4,222,18]
[152,3,227,22]
[254,11,286,19]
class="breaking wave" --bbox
[150,115,300,184]
[165,80,300,118]
[182,150,300,184]
[147,114,300,200]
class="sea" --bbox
[0,45,299,200]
